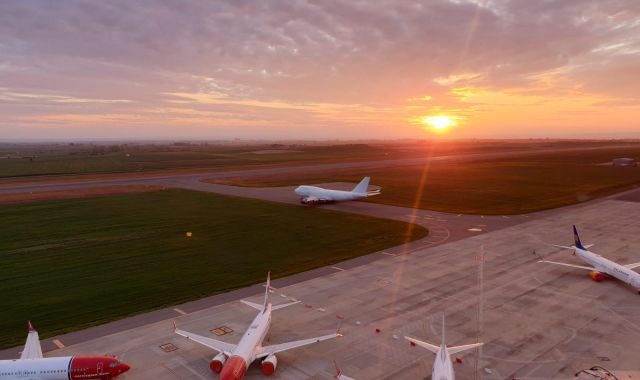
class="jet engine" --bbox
[589,271,606,282]
[210,353,227,373]
[301,196,319,205]
[261,354,278,376]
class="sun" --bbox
[422,115,455,131]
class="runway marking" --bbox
[52,339,65,349]
[332,266,345,271]
[381,252,396,256]
[502,215,510,219]
[173,308,187,316]
[468,228,483,232]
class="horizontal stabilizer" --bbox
[240,300,264,311]
[367,189,381,196]
[404,336,440,354]
[552,244,575,250]
[447,342,483,355]
[272,300,301,310]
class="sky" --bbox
[1,0,639,140]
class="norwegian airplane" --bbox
[539,225,640,293]
[294,176,381,205]
[174,272,341,379]
[404,316,482,380]
[0,322,130,380]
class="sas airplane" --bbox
[404,316,482,380]
[294,176,380,205]
[540,225,640,293]
[0,322,130,380]
[174,272,340,379]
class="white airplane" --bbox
[0,322,130,380]
[294,176,380,205]
[404,316,483,380]
[540,225,640,293]
[174,272,341,380]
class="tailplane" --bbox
[241,272,300,312]
[352,177,370,194]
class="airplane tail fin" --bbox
[573,225,585,250]
[441,314,446,346]
[352,177,370,194]
[263,271,271,309]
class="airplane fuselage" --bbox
[219,304,272,380]
[294,186,367,204]
[432,345,455,380]
[576,248,640,290]
[0,356,129,380]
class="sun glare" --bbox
[421,115,456,132]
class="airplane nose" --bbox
[120,363,131,373]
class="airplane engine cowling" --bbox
[261,355,278,376]
[210,353,227,373]
[589,271,605,282]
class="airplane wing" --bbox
[256,332,340,359]
[539,260,595,271]
[404,336,440,354]
[20,321,43,360]
[174,323,236,356]
[624,262,640,270]
[447,342,483,355]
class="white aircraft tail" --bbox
[241,271,300,312]
[352,177,370,194]
[404,315,482,355]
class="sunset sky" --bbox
[1,0,639,140]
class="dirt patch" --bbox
[0,185,163,204]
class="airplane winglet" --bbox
[28,321,35,332]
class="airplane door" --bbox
[97,361,103,376]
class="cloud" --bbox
[0,0,638,139]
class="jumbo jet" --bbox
[0,322,130,380]
[294,176,380,205]
[539,225,640,293]
[174,272,340,379]
[404,316,482,380]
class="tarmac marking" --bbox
[381,252,396,256]
[332,266,345,271]
[52,339,65,349]
[173,308,187,316]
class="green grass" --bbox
[0,189,426,348]
[210,147,640,215]
[2,140,630,178]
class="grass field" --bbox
[0,189,427,348]
[208,147,640,215]
[1,140,630,178]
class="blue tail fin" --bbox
[573,225,585,250]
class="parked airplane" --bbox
[0,322,130,380]
[539,225,640,293]
[404,316,482,380]
[294,176,380,205]
[174,272,341,379]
